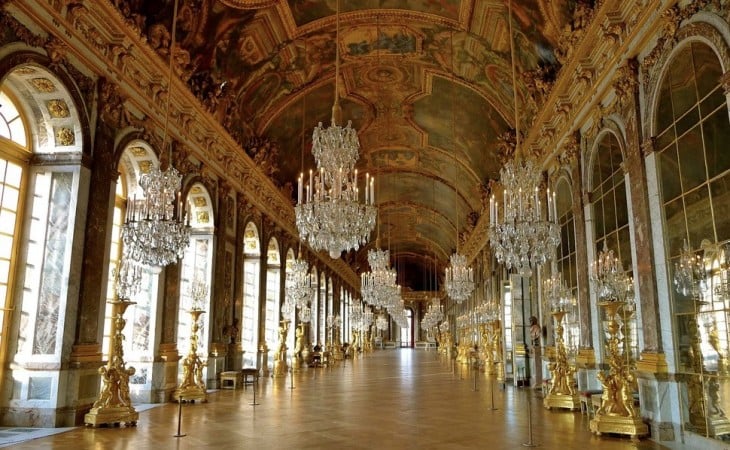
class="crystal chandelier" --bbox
[114,256,143,301]
[361,248,398,307]
[542,271,572,312]
[487,1,559,277]
[589,242,634,303]
[445,252,474,303]
[421,297,444,330]
[294,0,376,259]
[121,2,190,270]
[121,166,191,269]
[672,239,705,298]
[488,160,560,276]
[285,255,315,309]
[188,277,208,311]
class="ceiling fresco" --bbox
[114,0,573,291]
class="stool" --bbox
[241,368,257,389]
[579,390,602,416]
[220,371,241,389]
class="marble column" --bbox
[156,262,181,402]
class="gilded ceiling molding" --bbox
[555,0,595,66]
[7,0,361,289]
[557,131,580,170]
[218,0,278,10]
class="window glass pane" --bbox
[685,185,714,246]
[677,125,706,192]
[693,42,724,100]
[675,106,700,137]
[704,108,730,179]
[656,78,675,135]
[668,46,698,118]
[710,173,730,242]
[664,196,686,258]
[659,144,681,201]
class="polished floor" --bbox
[12,349,671,449]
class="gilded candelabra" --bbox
[480,324,495,375]
[674,239,730,437]
[544,310,580,410]
[590,301,648,440]
[174,308,208,402]
[84,299,139,427]
[273,320,290,377]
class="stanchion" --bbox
[522,387,538,447]
[488,374,498,411]
[250,375,260,406]
[174,395,186,437]
[472,357,479,392]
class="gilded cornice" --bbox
[8,0,360,290]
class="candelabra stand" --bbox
[489,320,504,382]
[684,302,730,437]
[544,310,580,410]
[273,320,290,377]
[480,324,495,375]
[174,309,208,402]
[590,301,648,440]
[84,299,139,427]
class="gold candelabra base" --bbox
[590,413,648,441]
[544,392,581,410]
[173,383,207,403]
[272,358,289,377]
[174,309,208,402]
[84,405,139,428]
[544,310,579,411]
[84,300,138,427]
[688,414,730,438]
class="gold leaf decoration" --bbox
[47,99,70,118]
[30,78,56,93]
[54,127,74,146]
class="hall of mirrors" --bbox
[3,0,730,447]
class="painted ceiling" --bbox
[118,0,573,291]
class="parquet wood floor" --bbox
[11,349,671,449]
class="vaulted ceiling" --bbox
[119,0,573,291]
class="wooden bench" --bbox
[415,341,437,349]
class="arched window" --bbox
[111,141,163,401]
[310,266,319,345]
[654,41,730,439]
[0,88,30,371]
[319,275,327,346]
[177,183,214,375]
[590,131,638,361]
[284,248,296,353]
[265,238,280,368]
[2,65,86,409]
[242,222,261,368]
[555,178,579,355]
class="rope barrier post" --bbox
[472,355,479,392]
[250,374,260,406]
[174,395,186,438]
[488,369,498,411]
[522,386,538,447]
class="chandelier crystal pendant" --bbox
[445,252,474,303]
[488,160,561,276]
[294,0,376,259]
[121,164,191,269]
